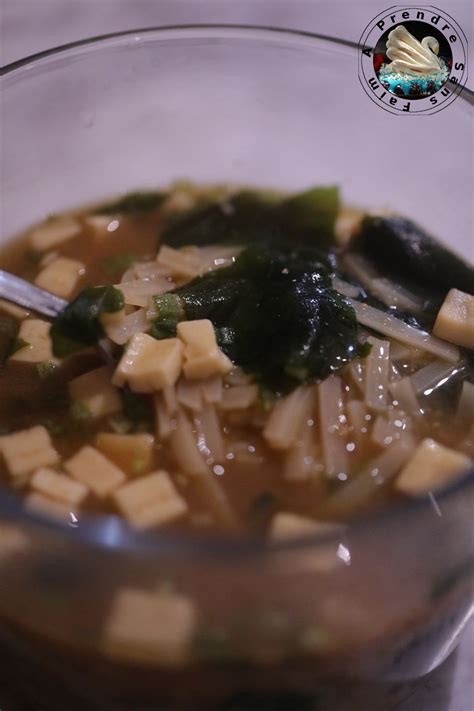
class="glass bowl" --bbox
[0,25,473,707]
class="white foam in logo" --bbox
[358,7,468,115]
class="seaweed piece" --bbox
[93,191,166,215]
[50,286,124,357]
[169,245,365,394]
[161,186,340,251]
[350,215,474,296]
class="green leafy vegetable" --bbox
[120,389,153,427]
[51,286,124,357]
[161,186,340,250]
[350,215,474,296]
[170,245,366,394]
[9,337,30,356]
[150,293,182,340]
[93,191,166,215]
[100,253,136,277]
[36,360,57,379]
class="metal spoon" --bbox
[0,269,67,317]
[0,269,115,363]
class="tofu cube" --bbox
[103,588,197,664]
[64,446,125,498]
[96,432,155,475]
[29,216,81,251]
[0,299,30,320]
[30,467,89,506]
[156,245,204,280]
[10,319,55,364]
[69,365,122,418]
[34,256,85,299]
[112,333,183,393]
[112,470,187,529]
[24,492,77,522]
[433,289,474,349]
[269,512,342,540]
[177,320,232,380]
[395,438,471,495]
[0,426,59,477]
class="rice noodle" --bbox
[364,336,390,412]
[162,384,178,416]
[121,260,171,283]
[346,400,370,444]
[317,375,349,480]
[194,405,226,462]
[154,395,176,441]
[350,299,460,363]
[371,410,411,447]
[457,381,474,421]
[118,277,173,308]
[219,385,259,411]
[197,245,241,271]
[170,411,237,530]
[224,368,252,386]
[332,277,361,299]
[283,419,321,482]
[348,360,365,394]
[324,435,415,515]
[200,375,223,405]
[177,379,203,412]
[388,377,420,414]
[104,308,150,345]
[410,359,466,396]
[343,254,424,313]
[264,386,315,450]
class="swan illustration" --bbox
[385,25,442,75]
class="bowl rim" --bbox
[0,24,473,559]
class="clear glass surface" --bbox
[0,26,473,703]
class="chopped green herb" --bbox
[50,285,124,357]
[93,191,166,215]
[100,253,136,277]
[9,337,30,356]
[42,419,66,437]
[36,360,57,379]
[132,458,146,475]
[69,400,91,422]
[150,293,182,340]
[173,244,366,394]
[120,389,153,428]
[24,248,42,265]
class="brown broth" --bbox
[0,190,472,535]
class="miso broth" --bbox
[0,184,472,536]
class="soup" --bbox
[0,184,473,538]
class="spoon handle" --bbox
[0,269,67,318]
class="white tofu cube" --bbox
[0,426,59,477]
[433,289,474,349]
[112,333,183,393]
[0,299,30,320]
[64,446,125,498]
[96,432,155,475]
[112,471,187,529]
[103,588,197,664]
[269,512,342,540]
[30,467,89,506]
[29,216,81,251]
[395,438,471,495]
[24,492,76,521]
[69,366,122,418]
[156,245,204,280]
[34,257,85,299]
[10,319,55,364]
[177,320,232,380]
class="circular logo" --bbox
[358,6,468,114]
